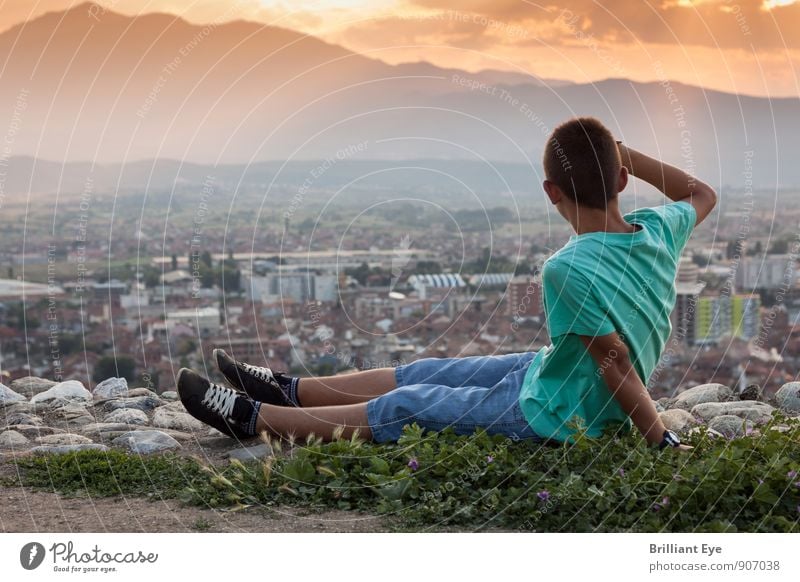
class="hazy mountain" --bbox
[0,2,798,189]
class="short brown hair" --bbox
[543,117,621,209]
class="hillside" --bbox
[0,3,798,185]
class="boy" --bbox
[178,117,716,450]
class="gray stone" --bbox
[672,383,732,410]
[81,422,140,435]
[30,444,108,454]
[691,401,775,424]
[0,430,29,447]
[688,426,726,439]
[11,424,65,438]
[92,377,129,400]
[52,403,93,420]
[10,377,57,397]
[35,433,94,446]
[659,409,699,433]
[739,383,762,401]
[104,408,149,426]
[160,391,178,401]
[0,383,26,407]
[654,400,665,413]
[103,395,163,412]
[775,382,800,414]
[707,415,753,438]
[112,430,181,454]
[2,412,43,427]
[225,443,274,462]
[126,388,159,399]
[152,407,205,432]
[30,380,92,405]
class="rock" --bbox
[739,383,762,401]
[691,401,775,424]
[112,430,181,454]
[35,433,94,446]
[81,422,141,435]
[152,407,205,432]
[126,388,159,399]
[2,412,43,426]
[225,443,273,462]
[0,383,26,407]
[672,383,732,410]
[775,382,800,414]
[707,415,753,438]
[103,395,163,412]
[30,444,108,454]
[160,391,178,401]
[30,380,92,405]
[688,426,726,439]
[10,376,57,397]
[92,377,128,400]
[104,408,149,425]
[11,425,65,438]
[654,400,665,413]
[659,409,699,433]
[0,430,29,447]
[52,403,93,420]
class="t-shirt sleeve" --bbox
[542,260,616,338]
[645,201,697,258]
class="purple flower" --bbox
[662,496,670,506]
[788,470,798,480]
[618,468,625,477]
[651,502,662,512]
[537,490,550,502]
[407,458,419,471]
[758,478,764,485]
[794,481,800,488]
[486,455,494,464]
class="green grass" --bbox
[7,418,800,532]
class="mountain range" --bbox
[0,2,798,191]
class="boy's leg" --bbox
[255,401,371,441]
[396,352,535,389]
[294,353,531,407]
[296,368,397,407]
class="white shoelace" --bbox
[242,363,275,384]
[202,383,238,418]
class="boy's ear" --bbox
[543,180,561,204]
[617,165,629,193]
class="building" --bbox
[735,254,797,291]
[694,293,761,345]
[672,282,705,344]
[731,294,761,340]
[506,275,542,318]
[408,273,466,300]
[165,307,220,335]
[243,272,338,304]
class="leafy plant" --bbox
[9,416,800,532]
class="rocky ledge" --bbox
[2,377,800,459]
[0,376,272,462]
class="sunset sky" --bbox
[1,0,798,97]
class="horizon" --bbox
[0,0,798,99]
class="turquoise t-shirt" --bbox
[519,201,697,442]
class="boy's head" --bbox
[542,117,626,212]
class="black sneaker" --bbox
[177,368,259,439]
[213,348,294,406]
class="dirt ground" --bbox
[0,486,389,533]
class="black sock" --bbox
[276,375,301,406]
[232,397,262,436]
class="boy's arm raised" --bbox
[579,332,692,450]
[618,143,717,226]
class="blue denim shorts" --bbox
[365,352,543,443]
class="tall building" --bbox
[695,294,731,345]
[731,294,761,340]
[243,272,338,303]
[506,275,542,318]
[735,254,797,291]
